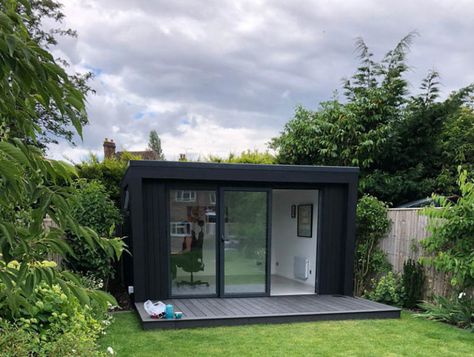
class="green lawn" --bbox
[100,311,473,357]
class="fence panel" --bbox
[43,217,63,266]
[379,208,452,298]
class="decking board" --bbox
[135,295,400,329]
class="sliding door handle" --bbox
[221,235,229,242]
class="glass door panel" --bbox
[169,189,217,296]
[222,190,268,295]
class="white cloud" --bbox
[46,0,474,161]
[160,115,277,161]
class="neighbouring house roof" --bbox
[116,150,158,160]
[103,138,159,161]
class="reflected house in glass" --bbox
[121,161,360,302]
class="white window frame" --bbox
[175,190,196,202]
[170,221,191,237]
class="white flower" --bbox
[458,292,466,299]
[107,347,115,355]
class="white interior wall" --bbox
[271,189,319,287]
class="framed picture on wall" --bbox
[297,204,313,237]
[291,204,297,218]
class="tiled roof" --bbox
[116,150,158,160]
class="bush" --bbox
[0,320,35,356]
[66,179,122,284]
[207,149,276,164]
[421,168,474,291]
[77,153,138,207]
[0,319,110,356]
[365,272,405,307]
[0,281,113,356]
[402,259,425,309]
[354,195,392,295]
[418,294,474,331]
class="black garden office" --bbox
[121,161,400,329]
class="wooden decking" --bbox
[135,295,400,329]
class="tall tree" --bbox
[148,130,165,160]
[0,0,122,318]
[271,34,474,205]
[0,0,93,149]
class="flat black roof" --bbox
[122,160,359,186]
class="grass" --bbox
[100,311,474,357]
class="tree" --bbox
[272,33,414,169]
[0,0,123,318]
[0,0,92,149]
[271,34,474,205]
[148,130,165,160]
[207,149,275,164]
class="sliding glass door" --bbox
[221,189,270,296]
[168,187,270,297]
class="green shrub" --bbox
[0,318,110,356]
[421,167,474,291]
[66,179,122,283]
[418,294,474,331]
[16,284,108,341]
[77,153,138,207]
[354,195,392,295]
[365,272,405,307]
[402,259,425,309]
[207,149,276,164]
[0,280,113,355]
[0,320,35,356]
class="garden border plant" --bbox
[416,167,474,330]
[0,1,125,354]
[354,194,392,296]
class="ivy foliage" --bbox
[0,0,124,319]
[421,168,474,291]
[354,195,391,296]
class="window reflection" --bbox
[170,189,216,296]
[224,191,267,294]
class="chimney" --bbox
[103,138,116,159]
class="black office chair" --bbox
[176,220,209,287]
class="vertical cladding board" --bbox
[142,181,166,300]
[158,183,169,299]
[343,180,358,295]
[130,178,145,301]
[318,185,348,295]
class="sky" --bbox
[47,0,474,162]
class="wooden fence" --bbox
[379,208,452,298]
[43,217,63,266]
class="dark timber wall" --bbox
[122,161,359,302]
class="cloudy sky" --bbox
[48,0,474,162]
